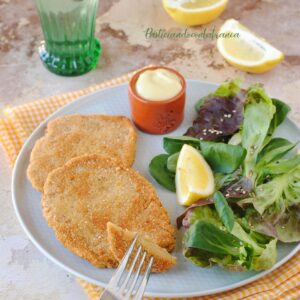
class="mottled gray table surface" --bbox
[0,0,299,299]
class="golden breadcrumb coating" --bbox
[42,154,175,268]
[27,114,136,191]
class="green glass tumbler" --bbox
[34,0,101,76]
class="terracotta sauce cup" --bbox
[128,66,186,134]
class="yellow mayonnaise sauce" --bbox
[135,68,182,101]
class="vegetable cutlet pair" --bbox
[27,115,176,272]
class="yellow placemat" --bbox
[0,66,299,300]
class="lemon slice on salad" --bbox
[217,19,284,73]
[162,0,228,26]
[176,144,214,206]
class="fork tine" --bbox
[124,251,147,298]
[119,245,142,291]
[109,234,138,287]
[133,256,154,300]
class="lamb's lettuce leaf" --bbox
[245,164,300,215]
[257,138,297,167]
[148,154,175,192]
[252,239,277,270]
[183,248,213,268]
[240,163,300,242]
[163,136,200,154]
[242,84,276,181]
[213,192,234,231]
[259,155,300,176]
[255,138,298,183]
[228,131,242,145]
[188,205,221,227]
[265,99,291,144]
[183,204,277,271]
[185,221,247,257]
[271,99,290,128]
[200,141,246,174]
[214,78,242,98]
[166,152,180,173]
[231,222,264,255]
[213,192,263,254]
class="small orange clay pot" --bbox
[128,66,186,134]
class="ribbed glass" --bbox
[34,0,101,76]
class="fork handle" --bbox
[99,290,120,300]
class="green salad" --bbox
[149,79,300,272]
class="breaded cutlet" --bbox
[107,222,176,273]
[42,154,175,268]
[27,114,136,191]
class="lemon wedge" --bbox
[176,144,214,206]
[217,19,284,73]
[162,0,228,26]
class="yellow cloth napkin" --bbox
[0,66,299,300]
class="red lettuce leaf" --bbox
[185,96,243,141]
[222,177,253,199]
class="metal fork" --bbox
[99,235,154,300]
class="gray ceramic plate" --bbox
[12,80,300,298]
